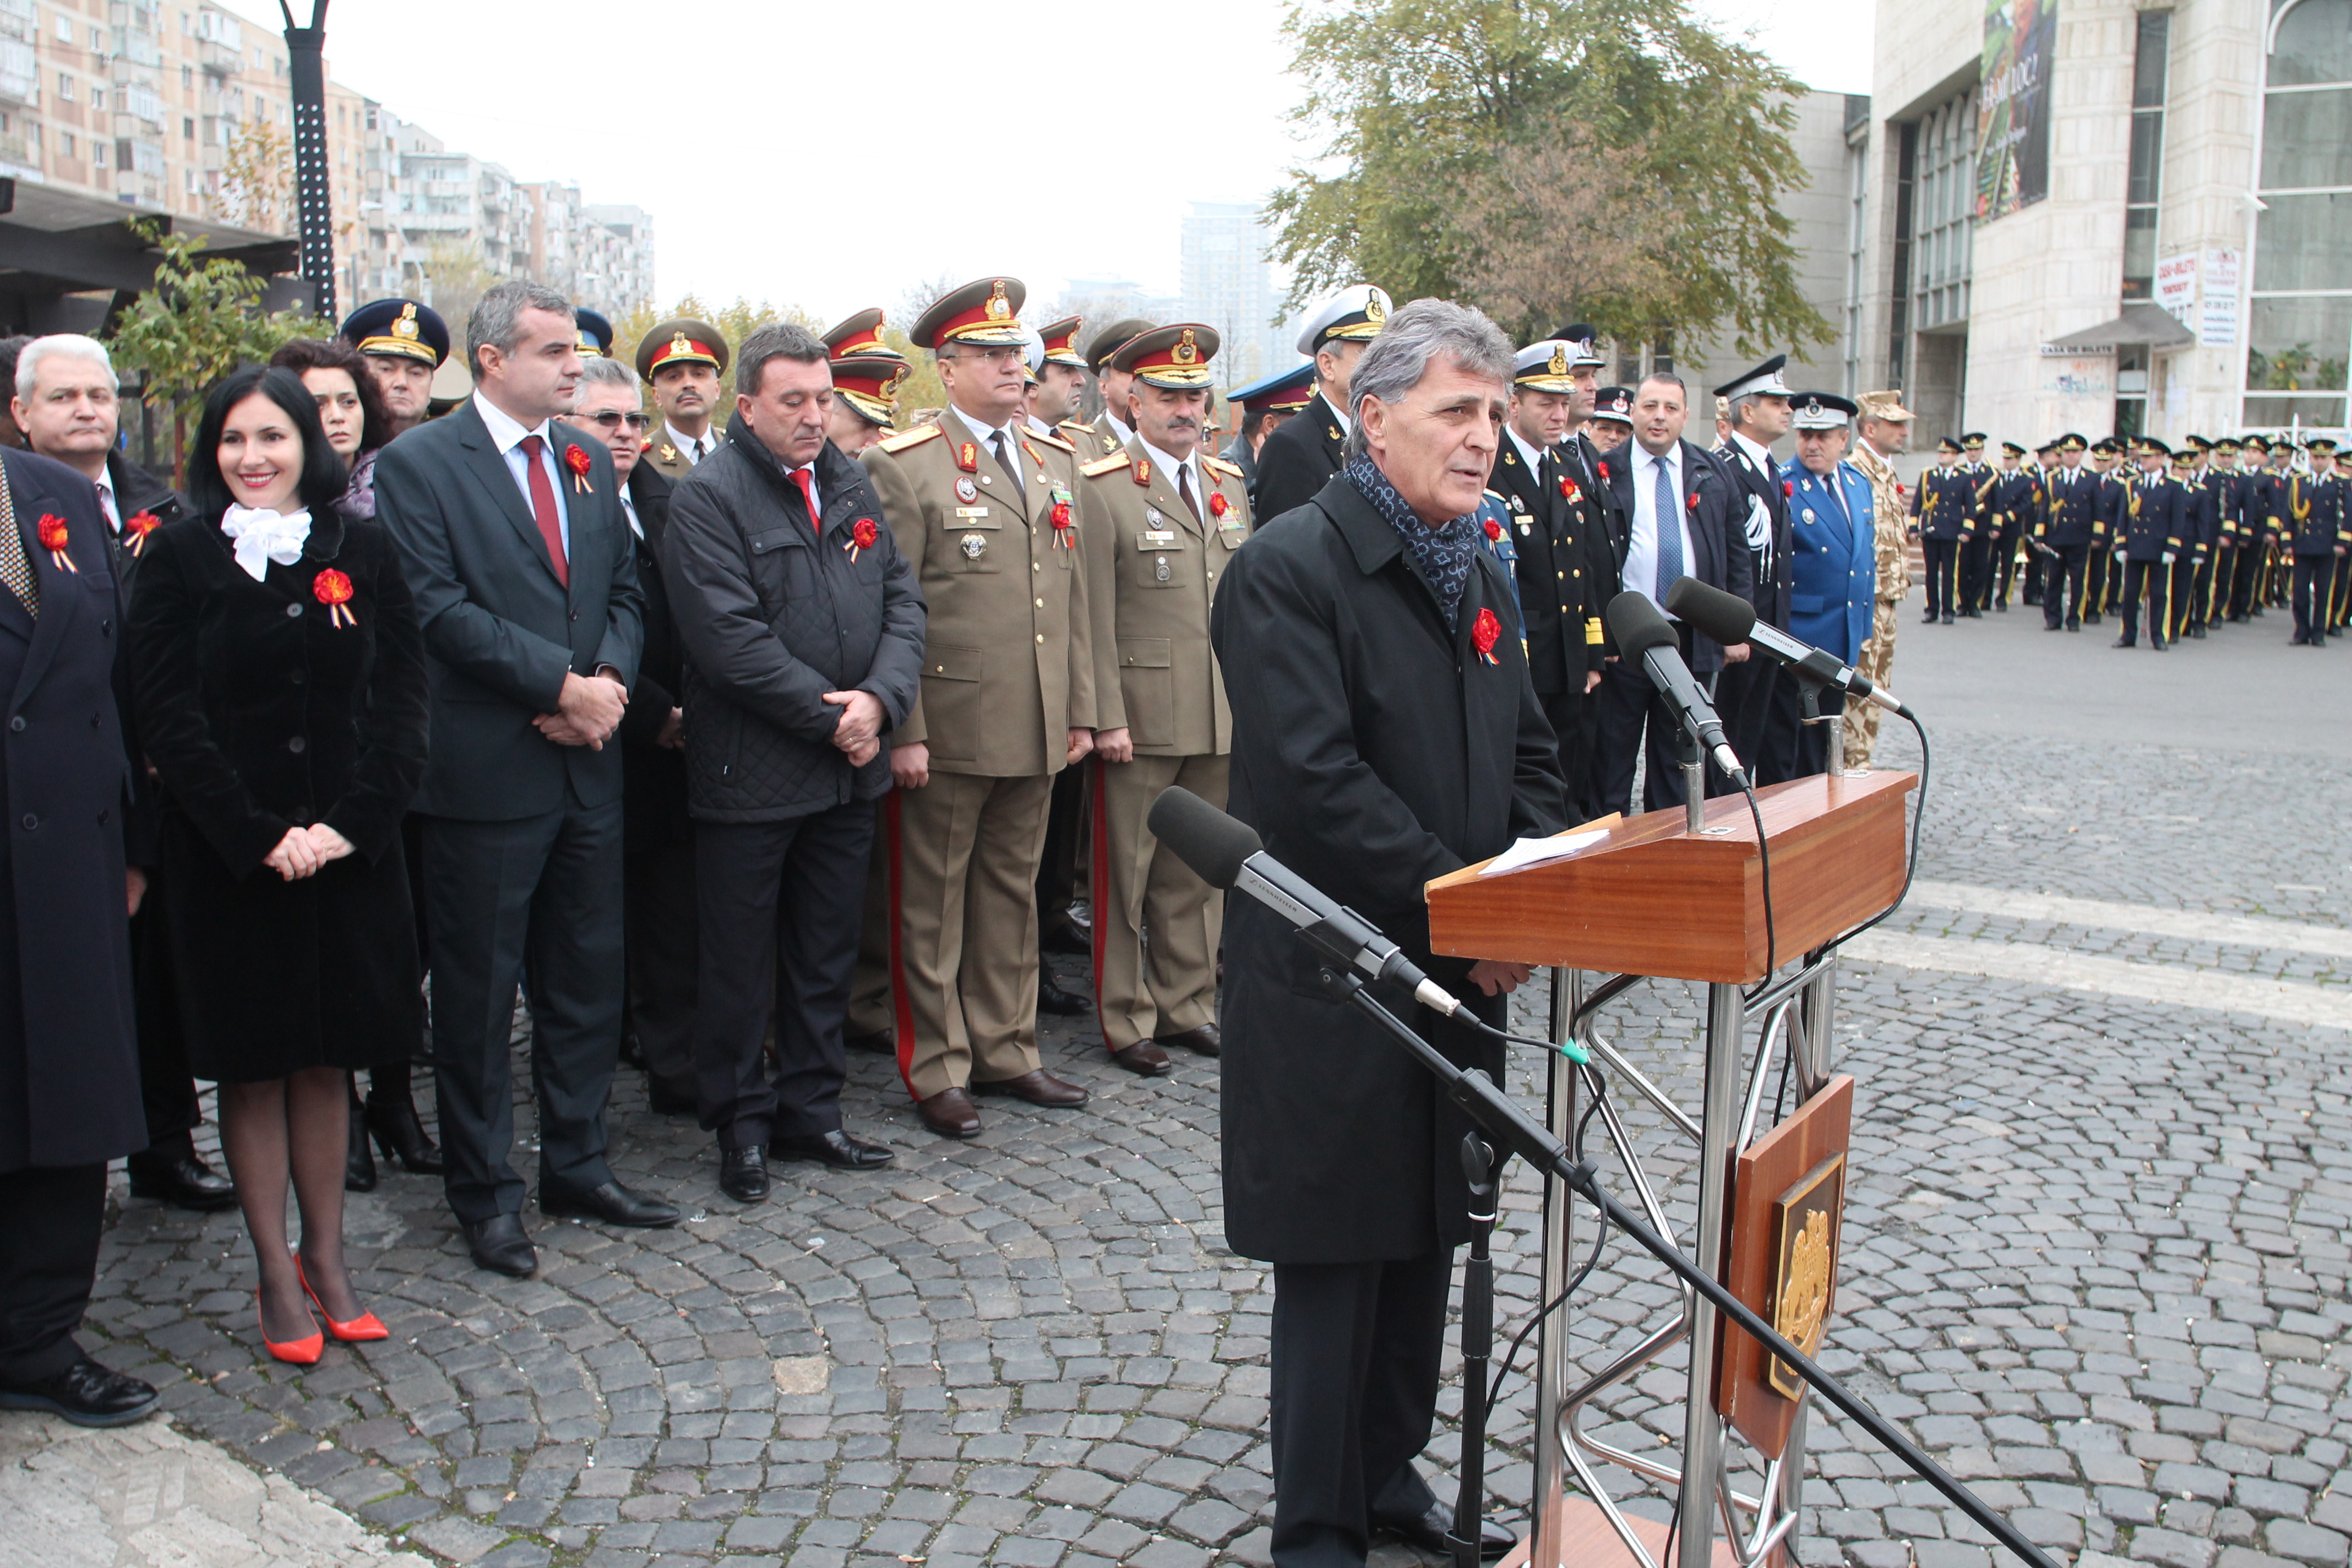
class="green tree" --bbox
[106,220,317,480]
[1266,0,1833,356]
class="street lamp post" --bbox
[280,1,335,320]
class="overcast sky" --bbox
[228,0,1874,322]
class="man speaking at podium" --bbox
[1209,299,1571,1568]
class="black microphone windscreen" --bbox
[1664,576,1758,644]
[1605,590,1678,658]
[1147,787,1262,890]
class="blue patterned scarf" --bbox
[1344,454,1480,632]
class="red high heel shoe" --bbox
[257,1288,323,1365]
[295,1256,388,1343]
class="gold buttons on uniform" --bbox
[1035,597,1044,607]
[1035,634,1044,643]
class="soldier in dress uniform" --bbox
[2084,439,2128,622]
[2111,437,2184,650]
[2201,437,2242,628]
[2021,441,2060,607]
[2258,437,2299,610]
[2285,437,2346,646]
[1220,363,1315,511]
[1913,436,1973,626]
[1781,393,1874,776]
[2038,433,2099,633]
[636,319,731,481]
[1587,385,1636,448]
[1845,390,1913,767]
[2227,435,2269,621]
[2324,441,2352,631]
[860,277,1099,1139]
[1494,340,1605,814]
[1251,284,1392,520]
[1955,432,1996,613]
[1070,317,1156,458]
[573,309,614,359]
[2170,438,2215,642]
[822,309,911,460]
[1711,356,1798,781]
[339,298,448,439]
[1988,441,2038,612]
[1075,325,1248,1077]
[1026,317,1090,441]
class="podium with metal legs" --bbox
[1425,769,1915,1568]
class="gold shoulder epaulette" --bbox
[1203,456,1244,480]
[1057,419,1094,437]
[1030,427,1074,453]
[878,424,944,455]
[1080,452,1131,478]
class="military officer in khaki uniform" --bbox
[1845,389,1915,767]
[1069,317,1157,458]
[862,277,1103,1139]
[1076,325,1249,1078]
[823,308,908,460]
[635,318,730,481]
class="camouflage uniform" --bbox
[1844,391,1916,767]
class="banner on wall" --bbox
[1976,0,2056,222]
[2156,253,2198,327]
[2199,248,2241,348]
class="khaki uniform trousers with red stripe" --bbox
[1091,753,1227,1053]
[884,771,1055,1099]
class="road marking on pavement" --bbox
[1843,930,2352,1031]
[1904,880,2352,959]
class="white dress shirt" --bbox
[1103,409,1135,446]
[1140,438,1203,521]
[473,390,570,555]
[662,421,717,465]
[619,486,641,541]
[1505,426,1545,477]
[1322,391,1352,435]
[1620,442,1695,616]
[782,461,821,525]
[950,405,1027,489]
[94,467,120,531]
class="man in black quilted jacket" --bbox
[662,324,926,1202]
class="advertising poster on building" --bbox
[1977,0,2055,221]
[2200,248,2241,347]
[2156,253,2198,326]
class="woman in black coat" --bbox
[127,367,429,1363]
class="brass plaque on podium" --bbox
[1766,1153,1845,1400]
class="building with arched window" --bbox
[1844,0,2347,460]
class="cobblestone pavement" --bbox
[23,663,2352,1568]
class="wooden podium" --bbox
[1423,770,1915,1568]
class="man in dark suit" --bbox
[562,355,696,1115]
[1709,356,1796,782]
[1251,285,1391,521]
[1212,298,1567,1568]
[2039,434,2100,632]
[377,280,675,1279]
[1592,372,1754,813]
[0,444,161,1426]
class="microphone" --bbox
[1603,591,1746,783]
[1663,577,1911,717]
[1147,787,1471,1018]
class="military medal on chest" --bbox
[955,477,978,503]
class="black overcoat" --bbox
[1210,472,1571,1265]
[127,509,430,1082]
[616,461,689,852]
[0,448,146,1173]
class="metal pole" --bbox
[1529,969,1582,1568]
[280,2,336,320]
[1676,982,1745,1568]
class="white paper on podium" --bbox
[1477,829,1608,877]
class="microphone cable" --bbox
[1821,709,1932,952]
[1737,778,1777,1003]
[1480,1080,1611,1423]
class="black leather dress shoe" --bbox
[645,1077,698,1117]
[720,1145,769,1203]
[364,1091,445,1174]
[1041,922,1092,957]
[344,1101,378,1193]
[972,1069,1088,1107]
[540,1179,679,1229]
[2111,636,2135,648]
[0,1357,159,1428]
[1110,1041,1173,1076]
[126,1148,239,1212]
[775,1129,896,1170]
[843,1028,895,1056]
[462,1213,537,1277]
[1156,1023,1222,1058]
[1037,973,1093,1016]
[1377,1500,1516,1560]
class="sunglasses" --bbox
[573,410,652,432]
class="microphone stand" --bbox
[1309,965,2061,1568]
[1448,1134,1497,1568]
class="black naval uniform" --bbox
[1914,465,1973,622]
[2041,463,2101,630]
[2089,467,2130,619]
[2201,465,2239,627]
[1713,434,1796,781]
[1989,467,2040,609]
[1251,391,1348,524]
[1957,461,1995,612]
[2114,471,2183,647]
[2169,472,2215,640]
[1493,434,1604,816]
[2285,471,2345,645]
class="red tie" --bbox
[791,467,818,531]
[518,434,569,587]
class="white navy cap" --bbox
[1294,284,1392,356]
[1788,391,1857,430]
[1713,353,1793,403]
[1512,340,1579,393]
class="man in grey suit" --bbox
[377,280,677,1278]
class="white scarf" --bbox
[220,505,312,581]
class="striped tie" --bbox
[0,475,38,619]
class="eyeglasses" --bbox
[945,346,1025,368]
[572,410,652,431]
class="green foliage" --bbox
[1266,0,1834,357]
[105,219,318,476]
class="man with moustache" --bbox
[637,318,731,481]
[340,298,449,439]
[1252,285,1392,521]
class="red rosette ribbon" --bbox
[847,516,879,563]
[313,567,357,627]
[1687,492,1700,511]
[1783,480,1795,499]
[1483,516,1503,543]
[124,510,161,557]
[1596,460,1610,482]
[563,443,594,494]
[1208,490,1231,521]
[36,514,77,573]
[1559,476,1582,503]
[1050,498,1075,546]
[1472,606,1502,666]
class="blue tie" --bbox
[1653,453,1683,601]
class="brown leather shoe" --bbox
[916,1087,982,1139]
[972,1069,1089,1107]
[1156,1023,1221,1058]
[1109,1041,1173,1076]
